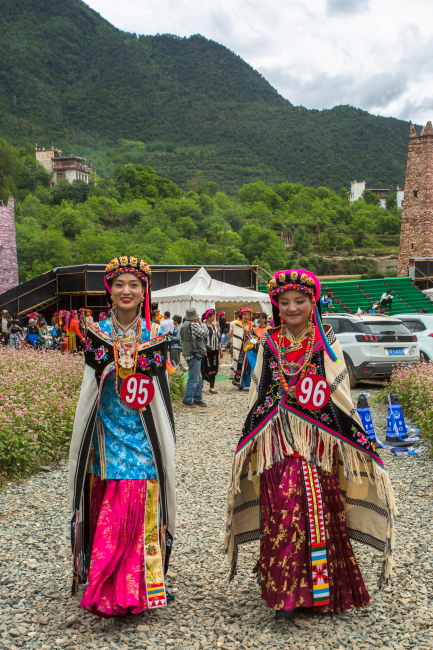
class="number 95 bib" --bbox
[295,374,330,410]
[120,373,155,410]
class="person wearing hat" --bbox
[180,307,208,407]
[1,310,11,346]
[68,256,175,617]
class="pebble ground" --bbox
[0,381,432,650]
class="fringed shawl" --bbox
[225,326,396,585]
[68,320,176,589]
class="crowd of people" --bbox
[0,308,98,352]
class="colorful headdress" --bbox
[104,256,152,330]
[267,269,339,363]
[239,307,253,319]
[202,308,216,321]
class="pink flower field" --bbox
[0,347,83,483]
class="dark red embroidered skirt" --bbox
[259,455,371,612]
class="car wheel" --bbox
[344,355,358,388]
[420,351,430,362]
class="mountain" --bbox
[0,0,412,191]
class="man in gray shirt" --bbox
[180,308,209,407]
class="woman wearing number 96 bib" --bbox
[68,257,175,617]
[225,269,396,622]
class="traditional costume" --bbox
[68,256,175,618]
[64,316,85,353]
[201,309,220,391]
[225,270,396,616]
[230,307,257,389]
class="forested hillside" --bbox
[1,139,400,282]
[0,0,412,191]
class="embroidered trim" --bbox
[233,499,260,515]
[347,528,386,552]
[330,367,348,392]
[301,460,330,606]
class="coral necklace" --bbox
[111,311,143,394]
[277,316,316,394]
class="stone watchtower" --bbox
[398,122,433,276]
[0,197,19,293]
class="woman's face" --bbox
[110,273,144,314]
[242,312,251,324]
[258,314,267,327]
[278,290,312,330]
[206,312,215,324]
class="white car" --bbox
[322,313,419,388]
[393,313,433,362]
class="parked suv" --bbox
[322,314,419,387]
[393,313,433,362]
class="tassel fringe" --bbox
[225,407,397,585]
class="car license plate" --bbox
[387,348,405,355]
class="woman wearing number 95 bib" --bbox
[68,256,175,617]
[225,269,396,622]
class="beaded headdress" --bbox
[239,307,253,316]
[104,256,152,330]
[267,269,339,363]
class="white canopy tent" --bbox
[152,267,271,320]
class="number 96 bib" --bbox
[295,374,330,410]
[120,373,155,410]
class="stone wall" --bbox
[398,122,433,276]
[0,197,19,293]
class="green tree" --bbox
[175,216,198,238]
[292,226,311,254]
[343,238,355,254]
[238,182,282,210]
[361,190,381,206]
[318,232,331,252]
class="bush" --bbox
[374,362,433,453]
[168,367,186,401]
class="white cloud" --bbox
[84,0,433,124]
[326,0,370,16]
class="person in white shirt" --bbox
[160,311,174,335]
[380,291,393,309]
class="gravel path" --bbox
[0,383,432,650]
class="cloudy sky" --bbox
[85,0,433,124]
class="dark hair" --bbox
[164,311,170,318]
[258,312,268,321]
[13,312,19,319]
[173,315,182,323]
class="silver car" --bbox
[322,314,419,388]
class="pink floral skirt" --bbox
[80,477,167,618]
[259,455,371,612]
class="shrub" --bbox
[374,362,433,452]
[168,367,186,402]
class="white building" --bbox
[349,180,404,209]
[35,147,91,186]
